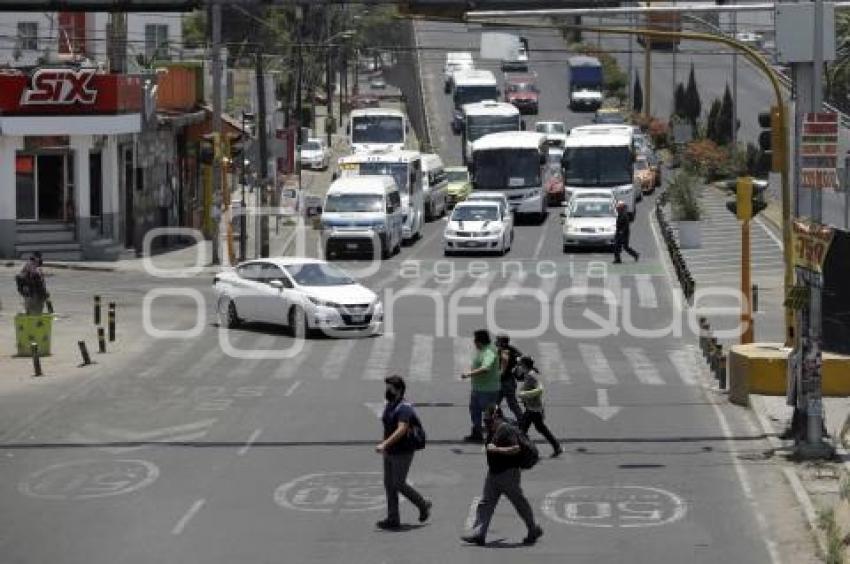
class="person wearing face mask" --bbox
[375,375,432,530]
[515,356,562,458]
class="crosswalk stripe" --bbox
[634,274,658,308]
[668,348,699,386]
[578,343,618,385]
[363,334,396,380]
[320,339,357,380]
[272,341,314,379]
[436,272,468,296]
[622,347,665,386]
[409,335,434,381]
[537,342,570,382]
[570,274,589,303]
[454,338,471,377]
[604,274,622,305]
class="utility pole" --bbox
[731,2,738,146]
[326,45,333,146]
[627,11,633,111]
[643,0,652,117]
[255,53,270,258]
[210,2,222,265]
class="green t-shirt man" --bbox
[469,343,501,392]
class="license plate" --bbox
[462,241,483,248]
[351,314,366,323]
[346,243,359,250]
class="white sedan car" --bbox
[561,197,617,251]
[466,191,511,211]
[214,258,383,336]
[298,138,330,170]
[444,200,513,255]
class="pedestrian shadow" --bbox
[474,538,528,549]
[374,523,428,533]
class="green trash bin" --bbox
[15,314,53,357]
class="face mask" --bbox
[385,389,398,402]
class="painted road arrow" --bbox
[582,389,621,421]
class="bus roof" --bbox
[570,124,633,137]
[462,100,519,117]
[338,149,422,164]
[350,107,405,118]
[452,68,497,87]
[472,131,545,152]
[327,175,398,195]
[565,129,632,148]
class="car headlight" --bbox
[308,297,339,308]
[485,229,502,236]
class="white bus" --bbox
[450,68,499,134]
[444,51,474,92]
[461,100,521,164]
[338,149,424,241]
[563,125,637,219]
[470,131,546,219]
[348,108,408,153]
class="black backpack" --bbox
[396,402,427,451]
[513,424,539,470]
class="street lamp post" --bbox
[240,111,254,262]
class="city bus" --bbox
[347,108,408,153]
[337,149,424,242]
[461,100,521,164]
[450,68,499,134]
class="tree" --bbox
[182,11,206,49]
[684,63,702,128]
[716,83,734,145]
[825,11,850,112]
[633,73,644,114]
[705,98,722,144]
[673,83,687,118]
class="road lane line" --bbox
[238,428,263,456]
[363,334,396,380]
[409,335,434,381]
[668,349,698,386]
[578,344,617,386]
[465,497,481,530]
[604,273,622,305]
[284,381,302,397]
[172,499,206,535]
[622,347,665,386]
[320,339,357,380]
[537,342,570,382]
[634,274,658,308]
[532,225,548,258]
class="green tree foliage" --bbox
[716,83,734,146]
[825,12,850,112]
[684,63,702,127]
[705,97,722,144]
[673,83,687,118]
[182,11,206,49]
[633,73,643,113]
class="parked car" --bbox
[214,258,384,336]
[444,166,473,207]
[444,200,514,256]
[298,138,330,170]
[560,197,617,251]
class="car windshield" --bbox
[324,194,384,213]
[357,162,408,192]
[454,85,499,107]
[537,123,565,134]
[473,149,541,189]
[303,141,321,151]
[351,116,404,144]
[467,115,519,142]
[507,83,534,92]
[284,263,355,286]
[452,205,500,221]
[563,146,632,187]
[572,201,615,218]
[446,169,469,183]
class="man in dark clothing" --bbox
[495,334,524,421]
[461,405,544,546]
[17,252,48,314]
[376,375,432,530]
[613,201,639,264]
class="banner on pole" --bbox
[792,219,835,273]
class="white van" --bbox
[321,176,404,260]
[421,153,448,221]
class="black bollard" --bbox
[46,299,54,314]
[94,295,101,325]
[98,327,106,354]
[78,341,92,366]
[752,284,759,312]
[31,342,42,377]
[108,302,116,342]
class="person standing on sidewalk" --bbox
[461,404,544,546]
[16,252,49,315]
[613,201,639,264]
[375,375,432,530]
[461,330,502,443]
[516,356,562,458]
[495,334,524,421]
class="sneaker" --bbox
[419,500,432,523]
[460,534,485,546]
[551,447,563,458]
[376,518,401,531]
[634,252,640,262]
[522,525,543,545]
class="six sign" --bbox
[21,69,98,106]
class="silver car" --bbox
[561,197,617,251]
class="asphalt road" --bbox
[0,20,817,564]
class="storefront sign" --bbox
[792,219,835,273]
[800,112,839,191]
[0,70,142,115]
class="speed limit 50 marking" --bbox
[275,472,385,513]
[542,486,686,528]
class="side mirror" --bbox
[269,280,284,290]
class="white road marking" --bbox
[622,347,664,386]
[409,335,434,381]
[540,274,558,298]
[238,428,263,456]
[532,225,548,258]
[537,342,570,382]
[667,349,698,386]
[465,496,481,530]
[754,217,784,249]
[172,498,206,535]
[604,274,622,305]
[578,344,617,385]
[272,342,313,379]
[502,270,528,299]
[136,338,199,378]
[363,335,396,380]
[320,339,357,380]
[284,381,302,397]
[467,272,496,297]
[582,388,621,421]
[570,273,589,304]
[634,274,658,308]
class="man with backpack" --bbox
[375,375,432,530]
[516,356,562,458]
[495,334,524,421]
[461,404,543,547]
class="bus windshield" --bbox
[563,146,632,187]
[467,115,519,142]
[324,194,384,213]
[473,149,541,190]
[351,116,404,144]
[357,162,409,193]
[454,85,499,107]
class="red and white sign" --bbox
[800,112,839,191]
[21,68,97,106]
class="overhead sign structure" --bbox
[800,112,839,191]
[792,219,835,273]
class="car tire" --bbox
[219,299,241,329]
[289,306,310,339]
[563,244,570,253]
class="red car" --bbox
[503,72,539,115]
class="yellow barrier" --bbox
[14,314,53,357]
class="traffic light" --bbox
[726,177,768,219]
[757,105,784,173]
